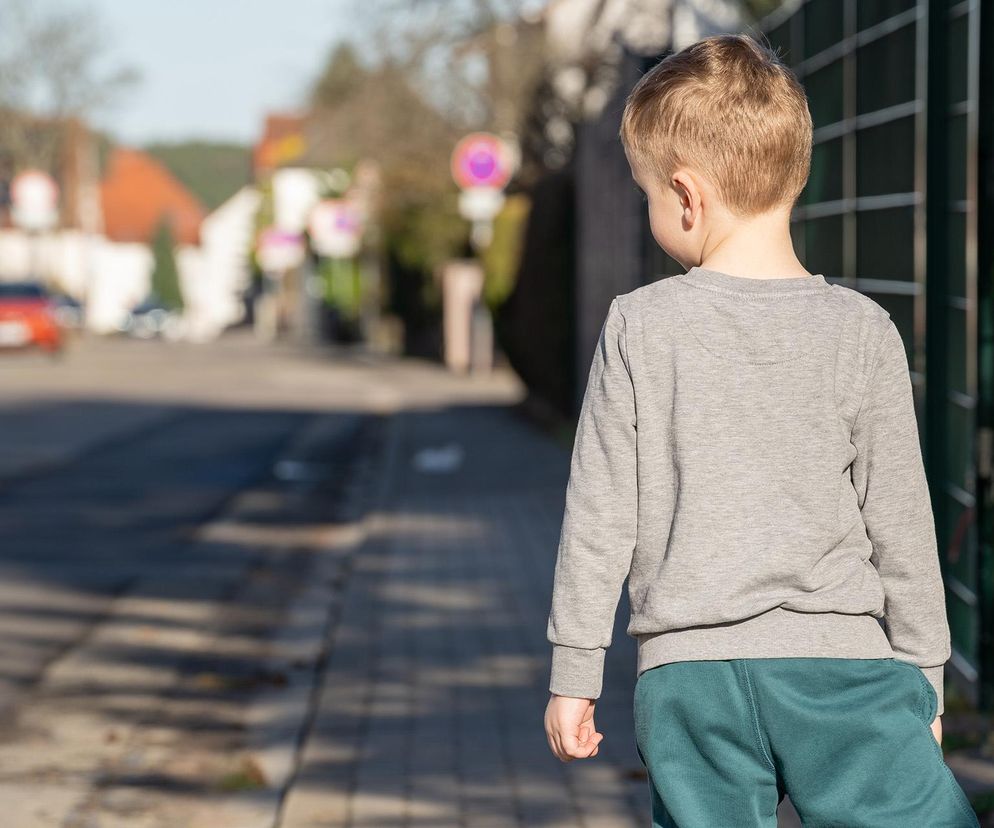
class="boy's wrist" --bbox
[549,644,605,700]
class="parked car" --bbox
[118,295,184,340]
[0,281,64,354]
[50,292,85,330]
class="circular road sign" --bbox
[11,169,59,231]
[450,132,513,191]
[309,198,364,259]
[257,226,305,273]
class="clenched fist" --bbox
[545,694,604,762]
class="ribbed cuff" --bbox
[921,665,944,717]
[549,644,605,699]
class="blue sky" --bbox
[86,0,354,147]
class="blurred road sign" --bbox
[11,169,59,231]
[451,132,513,191]
[458,187,506,222]
[309,199,363,258]
[257,226,305,272]
[451,133,516,249]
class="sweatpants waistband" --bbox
[635,607,895,676]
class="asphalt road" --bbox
[0,329,524,827]
[0,334,355,826]
[0,403,309,712]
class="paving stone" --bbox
[281,402,643,827]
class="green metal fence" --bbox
[584,0,994,709]
[750,0,993,710]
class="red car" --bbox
[0,281,64,354]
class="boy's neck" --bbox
[695,206,810,279]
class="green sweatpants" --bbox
[633,657,979,827]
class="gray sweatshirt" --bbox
[547,266,952,713]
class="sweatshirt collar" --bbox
[678,266,830,296]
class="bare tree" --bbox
[305,45,468,275]
[304,2,549,275]
[346,0,546,133]
[0,0,139,174]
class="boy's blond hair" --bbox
[620,34,812,216]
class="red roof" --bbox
[253,113,307,176]
[100,148,206,245]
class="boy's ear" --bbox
[672,169,702,229]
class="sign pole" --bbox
[448,132,517,374]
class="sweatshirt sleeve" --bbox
[851,317,952,715]
[547,297,639,699]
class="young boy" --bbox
[543,35,979,826]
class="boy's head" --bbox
[620,35,812,267]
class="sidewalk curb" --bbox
[224,410,401,828]
[243,523,364,791]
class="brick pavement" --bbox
[279,388,994,827]
[278,401,651,827]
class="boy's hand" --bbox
[931,715,942,747]
[545,694,604,762]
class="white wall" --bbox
[545,0,743,118]
[86,240,153,333]
[0,228,152,333]
[0,185,262,341]
[671,0,742,49]
[0,229,33,279]
[178,185,261,342]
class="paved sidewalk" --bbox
[279,401,651,827]
[276,389,994,827]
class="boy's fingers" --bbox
[563,729,604,759]
[550,728,574,762]
[546,727,567,761]
[573,731,604,758]
[560,730,581,758]
[545,728,559,758]
[544,699,602,762]
[547,727,604,762]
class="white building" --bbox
[0,187,262,341]
[179,186,262,342]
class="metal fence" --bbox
[760,0,992,711]
[573,45,688,408]
[573,48,649,408]
[572,0,993,709]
